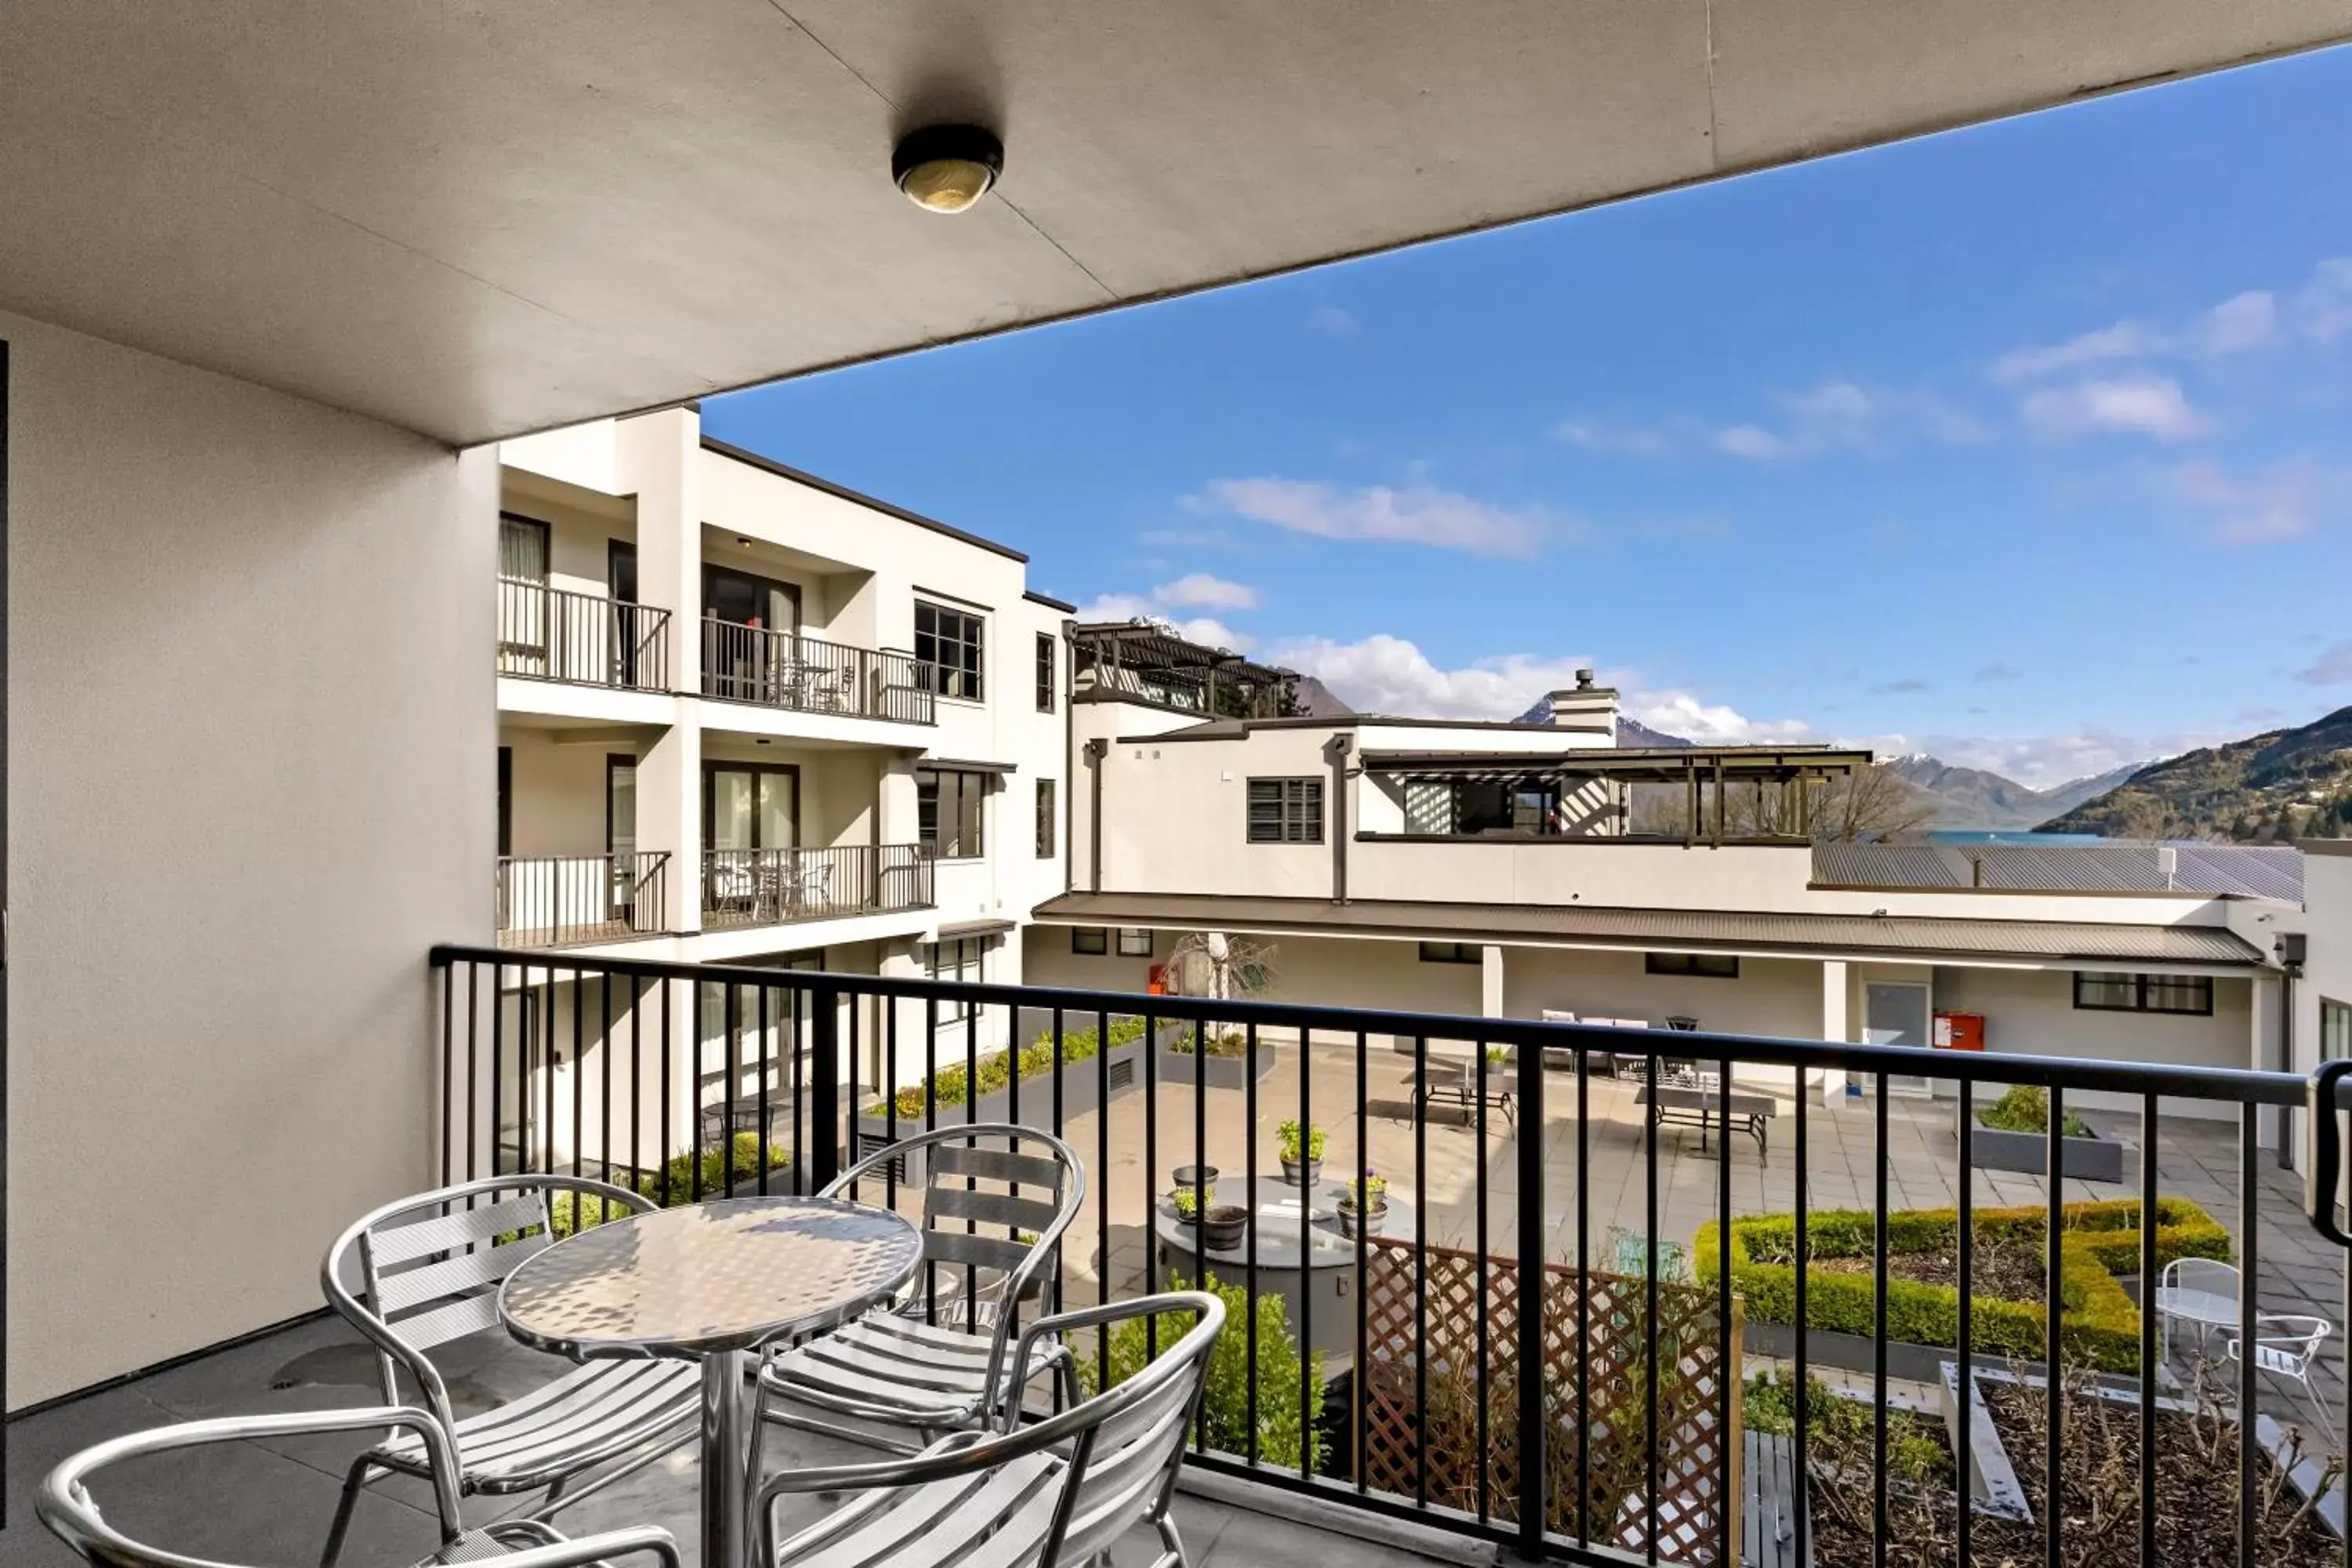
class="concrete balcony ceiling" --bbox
[4,2,2347,445]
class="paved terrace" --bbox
[934,1037,2345,1429]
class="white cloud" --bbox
[1151,572,1258,611]
[1711,380,1986,461]
[1714,423,1788,460]
[1991,257,2351,383]
[1197,477,1555,557]
[1556,417,1676,457]
[2296,642,2352,686]
[1073,593,1258,653]
[1308,305,1362,339]
[2162,459,2347,544]
[2018,376,2203,441]
[1261,634,1602,720]
[1627,690,1815,745]
[1988,321,2165,384]
[1854,728,2205,790]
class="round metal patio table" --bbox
[498,1196,924,1568]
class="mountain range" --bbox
[1883,756,2144,833]
[2039,705,2352,840]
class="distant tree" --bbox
[1809,763,1936,842]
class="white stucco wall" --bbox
[7,310,492,1405]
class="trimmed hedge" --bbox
[1694,1196,2230,1374]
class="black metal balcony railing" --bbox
[702,618,935,724]
[494,853,669,948]
[497,579,670,691]
[426,946,2333,1568]
[700,844,932,931]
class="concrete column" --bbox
[878,753,920,848]
[640,720,701,933]
[1482,943,1506,1018]
[1817,959,1849,1103]
[616,406,702,697]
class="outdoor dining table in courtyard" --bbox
[498,1195,924,1568]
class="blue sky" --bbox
[707,45,2352,788]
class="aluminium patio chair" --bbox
[2154,1256,2241,1366]
[39,1403,681,1568]
[757,1291,1224,1568]
[753,1123,1085,1461]
[2228,1312,2333,1425]
[318,1175,699,1568]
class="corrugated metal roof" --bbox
[1033,892,2263,967]
[1811,841,2303,902]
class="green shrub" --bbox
[1086,1272,1323,1472]
[1169,1024,1250,1058]
[546,1133,793,1238]
[1744,1370,1942,1483]
[870,1015,1152,1120]
[1977,1083,2093,1139]
[1696,1196,2227,1374]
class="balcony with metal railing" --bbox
[702,618,935,724]
[496,578,671,691]
[9,953,2347,1568]
[700,844,934,931]
[495,852,670,949]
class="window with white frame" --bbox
[924,936,989,1024]
[917,768,986,858]
[916,600,985,701]
[1116,927,1152,957]
[1246,778,1323,844]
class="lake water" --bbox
[1926,829,2110,846]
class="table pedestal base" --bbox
[702,1348,750,1568]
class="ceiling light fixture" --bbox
[892,125,1003,215]
[735,535,753,547]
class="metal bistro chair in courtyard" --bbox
[40,1404,682,1568]
[754,1123,1085,1458]
[757,1292,1224,1568]
[318,1175,701,1567]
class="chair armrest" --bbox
[474,1526,683,1568]
[757,1432,993,1565]
[42,1406,467,1562]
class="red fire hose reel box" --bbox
[1933,1011,1985,1051]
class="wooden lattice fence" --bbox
[1357,1238,1744,1563]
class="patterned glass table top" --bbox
[499,1196,923,1358]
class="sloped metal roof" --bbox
[1812,840,2304,902]
[1034,892,2264,967]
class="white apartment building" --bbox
[490,407,1071,1150]
[1031,631,2313,1129]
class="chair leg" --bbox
[1154,1510,1191,1568]
[319,1456,372,1568]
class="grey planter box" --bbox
[1154,1025,1278,1091]
[1968,1112,2135,1184]
[852,1032,1145,1186]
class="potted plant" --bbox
[1200,1204,1250,1252]
[1171,1185,1206,1225]
[1967,1084,2133,1184]
[1172,1163,1218,1218]
[1336,1171,1388,1238]
[1276,1119,1325,1186]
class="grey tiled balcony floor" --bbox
[0,1313,1471,1568]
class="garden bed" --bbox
[1697,1198,2229,1375]
[1762,1364,2343,1567]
